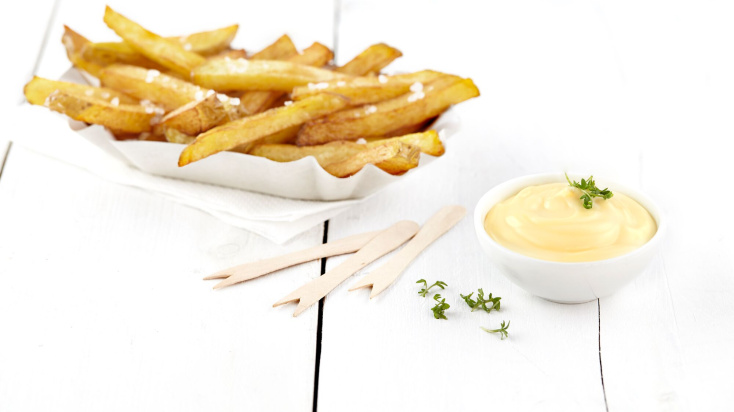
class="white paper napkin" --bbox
[10,104,363,244]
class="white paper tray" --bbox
[63,69,460,201]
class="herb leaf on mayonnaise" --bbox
[565,173,613,209]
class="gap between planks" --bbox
[0,142,12,182]
[598,299,609,412]
[313,4,341,411]
[313,220,329,412]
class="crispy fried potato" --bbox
[100,64,206,111]
[156,93,239,136]
[62,26,104,77]
[163,127,196,144]
[232,125,300,154]
[45,90,158,133]
[83,24,238,69]
[291,70,443,106]
[250,130,442,166]
[239,42,333,115]
[250,141,364,165]
[179,94,348,166]
[381,119,434,137]
[297,76,479,145]
[251,35,298,60]
[192,58,347,92]
[323,141,419,177]
[365,130,444,156]
[210,49,247,60]
[103,6,206,77]
[24,76,137,106]
[335,43,402,76]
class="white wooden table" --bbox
[1,1,733,411]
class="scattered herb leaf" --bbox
[431,294,450,320]
[417,279,447,297]
[565,173,613,209]
[460,288,501,313]
[481,320,510,340]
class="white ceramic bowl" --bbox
[474,173,666,303]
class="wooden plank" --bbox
[1,0,336,410]
[317,1,630,410]
[0,0,56,109]
[590,1,734,410]
[35,0,335,80]
[0,146,323,411]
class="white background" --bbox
[1,0,733,411]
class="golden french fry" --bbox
[24,76,137,107]
[210,49,247,60]
[100,64,206,111]
[45,90,160,133]
[323,141,419,177]
[62,26,104,77]
[158,42,325,134]
[192,58,347,92]
[297,76,479,145]
[239,42,333,115]
[250,130,442,167]
[163,127,196,144]
[83,24,239,69]
[103,6,206,77]
[250,141,364,165]
[232,125,301,154]
[291,70,443,106]
[335,43,402,76]
[157,93,240,136]
[251,34,298,60]
[179,94,348,166]
[365,130,444,156]
[381,119,433,137]
[81,41,164,70]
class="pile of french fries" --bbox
[24,6,480,178]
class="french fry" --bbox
[62,26,104,77]
[103,6,206,77]
[210,49,247,60]
[250,141,364,165]
[232,125,301,154]
[335,43,402,76]
[323,141,419,177]
[297,76,479,145]
[45,90,159,133]
[156,92,240,136]
[100,64,206,111]
[291,70,443,106]
[249,130,443,167]
[250,35,298,60]
[239,42,333,115]
[159,41,327,134]
[24,76,137,107]
[381,119,434,137]
[192,58,347,92]
[179,94,348,166]
[163,127,196,144]
[82,24,239,70]
[365,130,444,156]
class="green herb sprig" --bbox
[460,288,501,313]
[565,173,613,209]
[431,294,450,320]
[482,320,510,340]
[417,279,447,297]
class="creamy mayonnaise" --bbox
[484,182,657,262]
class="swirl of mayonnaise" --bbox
[484,183,657,262]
